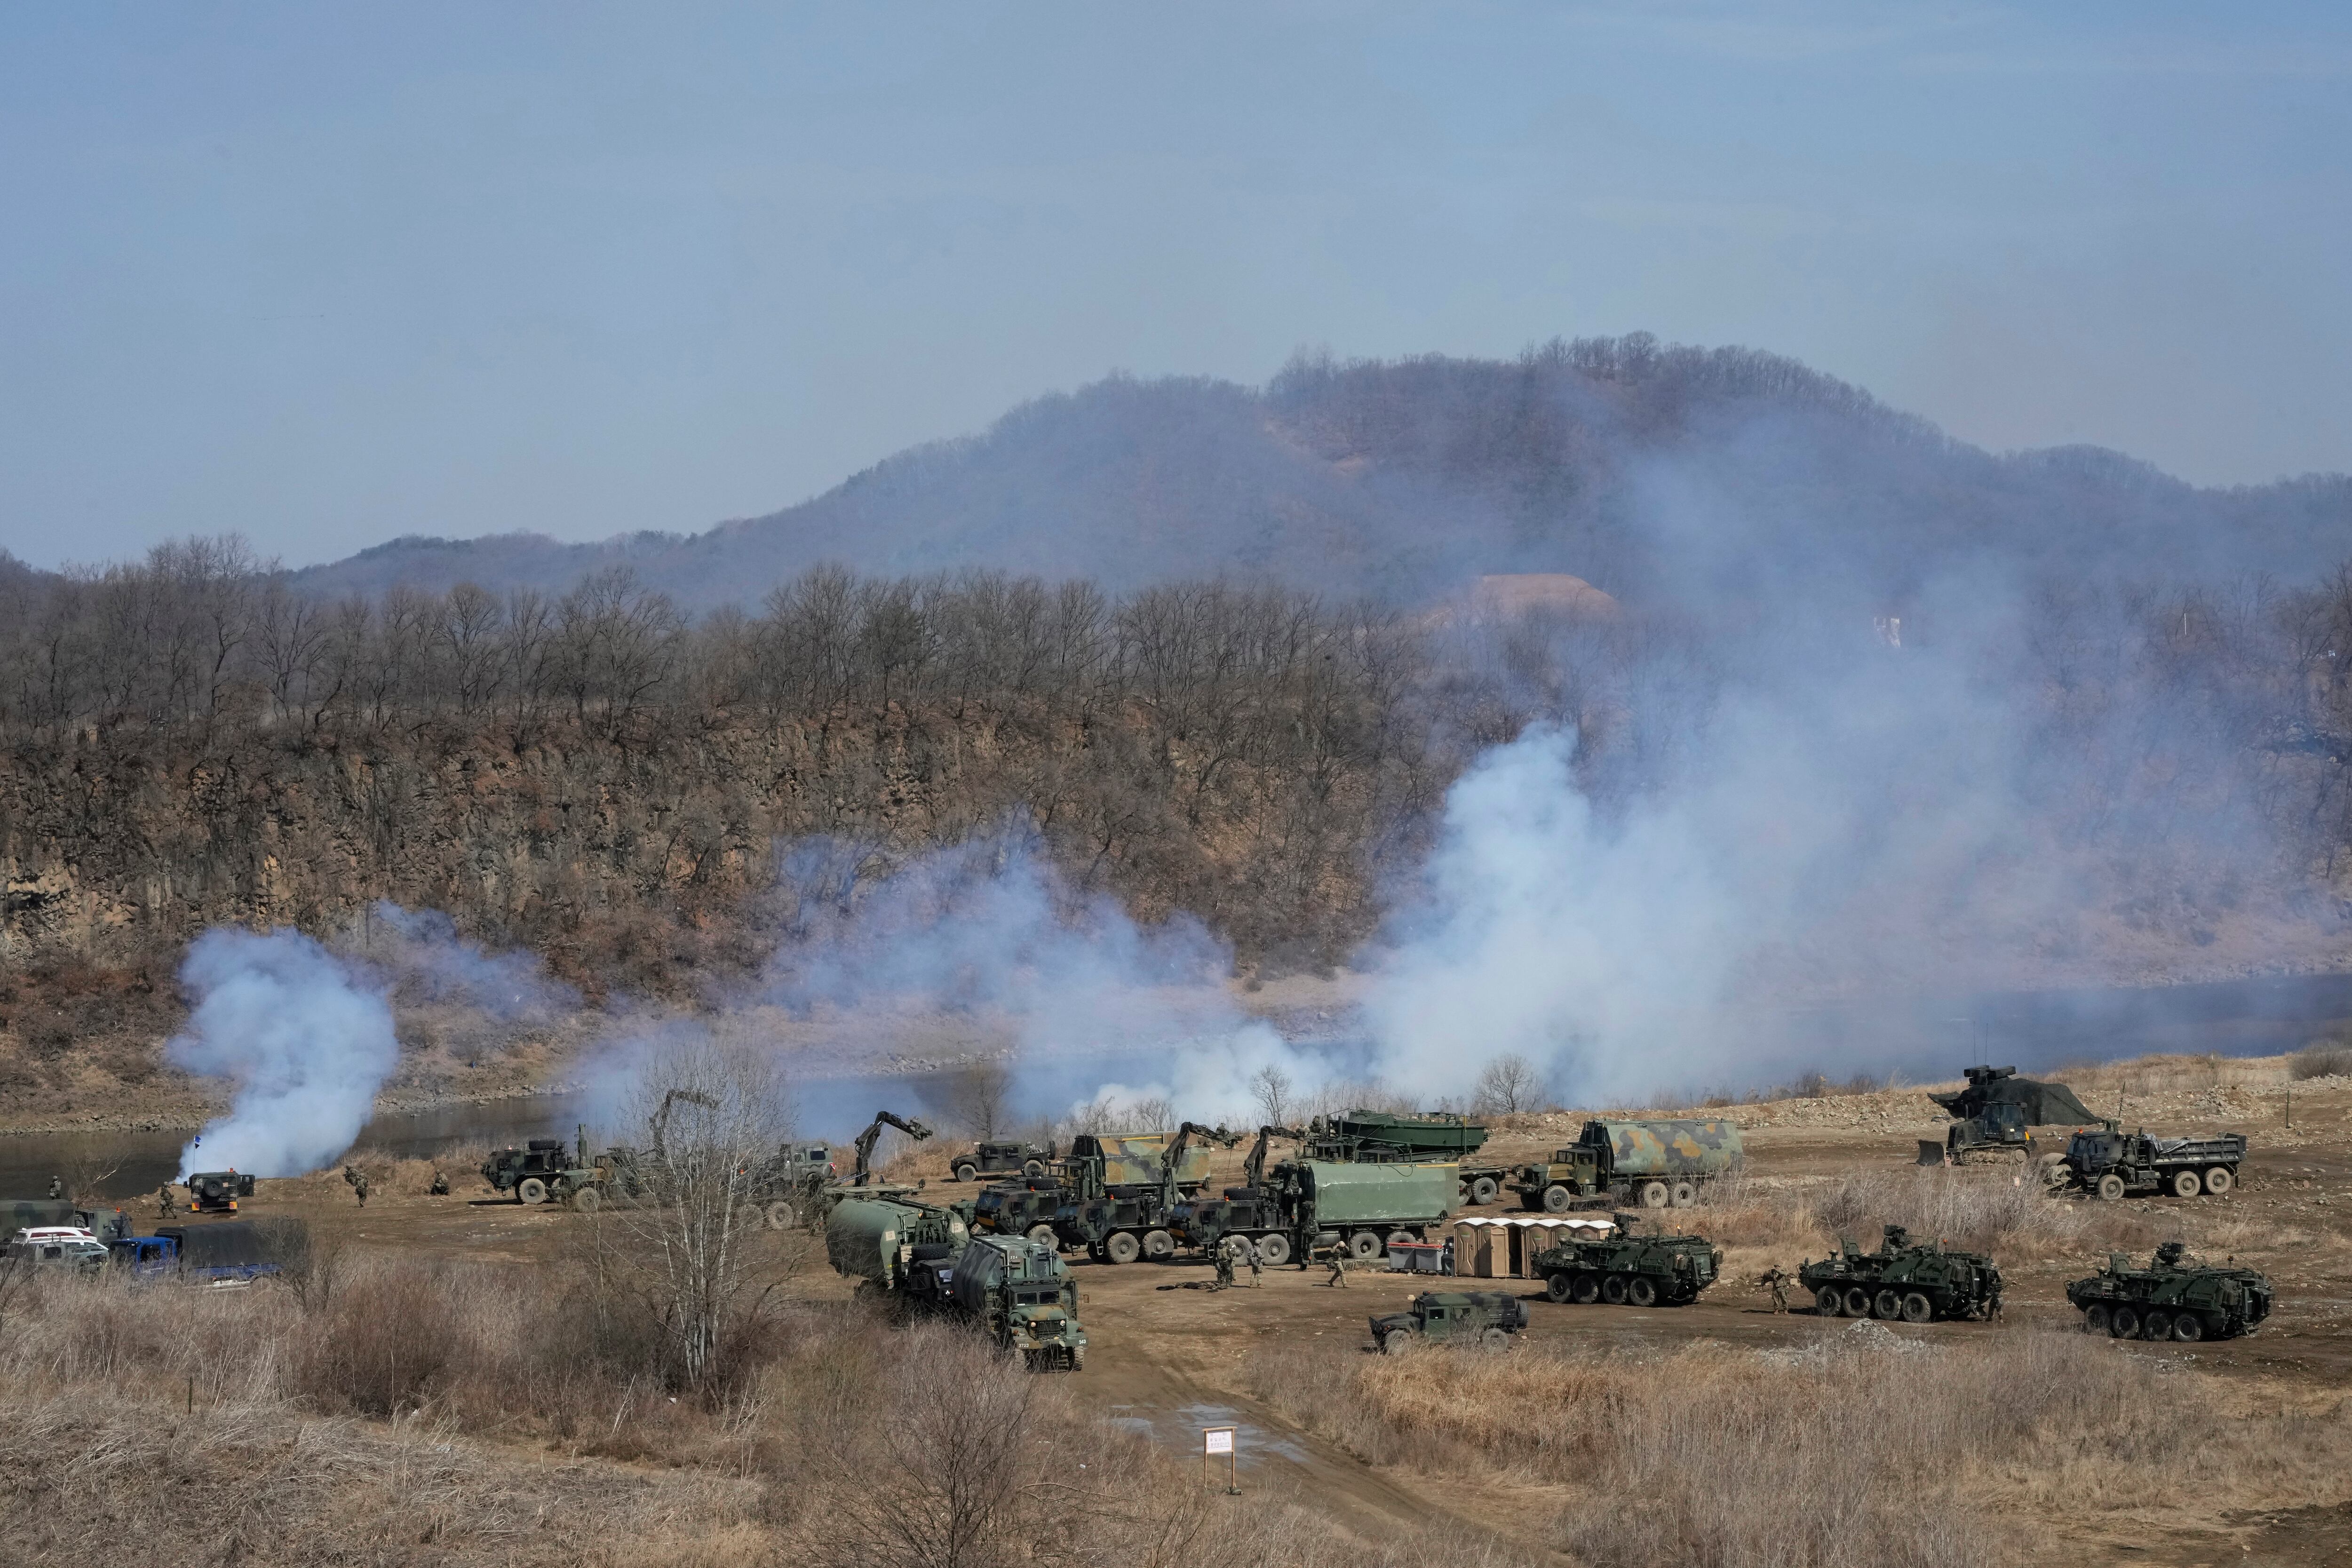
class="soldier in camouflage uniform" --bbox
[157,1184,175,1219]
[352,1170,370,1207]
[428,1170,450,1196]
[47,1176,63,1200]
[1318,1243,1350,1287]
[1758,1265,1791,1313]
[1213,1246,1236,1291]
[1245,1238,1263,1287]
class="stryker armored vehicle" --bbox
[949,1140,1054,1183]
[1798,1225,2002,1322]
[2066,1242,2273,1341]
[969,1178,1065,1248]
[1303,1110,1511,1206]
[1168,1125,1459,1266]
[2058,1126,2247,1200]
[1054,1123,1232,1263]
[184,1171,256,1213]
[1368,1290,1527,1353]
[1532,1214,1723,1306]
[926,1233,1087,1370]
[1919,1065,2103,1167]
[1512,1118,1742,1211]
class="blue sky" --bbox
[3,3,2346,569]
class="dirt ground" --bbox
[138,1058,2352,1568]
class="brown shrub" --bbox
[2290,1039,2352,1080]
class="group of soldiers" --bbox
[1209,1237,1268,1290]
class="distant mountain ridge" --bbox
[276,336,2352,609]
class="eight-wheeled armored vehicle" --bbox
[1532,1215,1723,1307]
[1798,1225,2003,1322]
[2066,1242,2273,1341]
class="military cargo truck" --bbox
[825,1193,972,1297]
[1532,1215,1722,1306]
[969,1178,1065,1248]
[2058,1127,2246,1200]
[1798,1225,2002,1322]
[1368,1291,1527,1353]
[480,1136,609,1208]
[2066,1242,2272,1341]
[935,1234,1088,1370]
[1303,1110,1512,1206]
[949,1140,1054,1183]
[1169,1154,1457,1266]
[1511,1118,1742,1211]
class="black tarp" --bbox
[1928,1068,2104,1127]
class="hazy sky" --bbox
[3,3,2346,570]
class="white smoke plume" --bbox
[167,927,399,1178]
[364,900,577,1023]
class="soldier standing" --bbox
[156,1184,175,1219]
[352,1170,370,1208]
[47,1175,63,1200]
[1213,1246,1236,1291]
[1245,1238,1263,1288]
[1324,1246,1350,1288]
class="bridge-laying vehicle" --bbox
[1168,1124,1459,1266]
[1511,1118,1742,1211]
[1369,1291,1527,1353]
[1532,1214,1723,1306]
[1918,1065,2104,1166]
[2066,1241,2273,1341]
[1302,1110,1511,1207]
[1055,1122,1233,1263]
[1798,1225,2003,1322]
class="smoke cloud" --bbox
[365,900,578,1023]
[167,928,399,1178]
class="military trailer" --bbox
[824,1193,972,1297]
[2066,1242,2273,1342]
[1512,1118,1742,1211]
[1171,1156,1457,1267]
[1532,1215,1722,1306]
[184,1171,255,1214]
[2058,1127,2247,1200]
[1798,1225,2002,1322]
[949,1140,1054,1183]
[969,1178,1065,1248]
[1369,1290,1527,1353]
[1303,1110,1512,1207]
[934,1233,1088,1370]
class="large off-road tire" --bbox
[516,1178,548,1205]
[1900,1291,1933,1324]
[1571,1273,1602,1305]
[2110,1305,2141,1339]
[1382,1329,1413,1356]
[1028,1223,1059,1249]
[1070,1343,1085,1372]
[1143,1229,1176,1260]
[1255,1233,1291,1267]
[764,1200,795,1230]
[2170,1170,2203,1199]
[2201,1166,2234,1196]
[1023,1159,1046,1180]
[2143,1310,2173,1341]
[1348,1231,1383,1262]
[1542,1185,1573,1214]
[2082,1303,2111,1335]
[2096,1173,2127,1201]
[1670,1180,1697,1208]
[2172,1313,2205,1342]
[1601,1274,1629,1305]
[1469,1176,1500,1206]
[1639,1181,1671,1210]
[1105,1232,1142,1265]
[1815,1286,1845,1316]
[1627,1276,1659,1308]
[1546,1272,1574,1303]
[951,1162,977,1183]
[1843,1286,1873,1318]
[570,1186,602,1215]
[1874,1289,1902,1320]
[1480,1327,1511,1351]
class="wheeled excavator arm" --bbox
[1242,1125,1303,1191]
[1157,1121,1239,1206]
[850,1111,934,1186]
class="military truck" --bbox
[481,1136,607,1209]
[747,1141,836,1229]
[1511,1118,1742,1211]
[5,1197,128,1238]
[1054,1123,1230,1264]
[1303,1110,1512,1206]
[1368,1291,1527,1353]
[2066,1241,2273,1341]
[184,1171,255,1214]
[1919,1064,2104,1166]
[1532,1215,1723,1306]
[1798,1225,2003,1322]
[109,1219,299,1287]
[949,1140,1054,1183]
[969,1178,1065,1248]
[825,1192,972,1298]
[1168,1127,1458,1266]
[2057,1126,2247,1200]
[933,1233,1088,1370]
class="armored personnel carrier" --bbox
[2066,1242,2273,1341]
[1368,1290,1527,1353]
[1799,1225,2002,1322]
[1530,1215,1723,1306]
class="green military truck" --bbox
[480,1134,615,1210]
[1369,1290,1527,1353]
[1799,1225,2003,1322]
[1171,1154,1457,1266]
[2058,1126,2247,1201]
[1053,1125,1226,1264]
[948,1140,1054,1183]
[1303,1110,1512,1207]
[939,1234,1087,1370]
[1512,1117,1743,1211]
[824,1192,973,1298]
[970,1178,1065,1248]
[1532,1216,1723,1306]
[2067,1242,2273,1341]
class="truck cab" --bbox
[184,1171,255,1213]
[107,1234,180,1280]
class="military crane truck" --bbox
[1512,1117,1742,1211]
[1171,1130,1458,1266]
[1303,1109,1512,1206]
[1053,1123,1229,1264]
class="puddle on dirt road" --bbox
[1102,1401,1310,1468]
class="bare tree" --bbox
[1249,1063,1294,1128]
[933,1060,1011,1141]
[1473,1053,1544,1116]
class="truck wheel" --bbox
[2142,1310,2172,1341]
[1873,1289,1901,1320]
[1348,1232,1382,1262]
[1143,1229,1175,1260]
[1386,1230,1417,1253]
[1469,1176,1499,1206]
[2169,1170,2202,1199]
[2095,1174,2126,1201]
[766,1201,797,1230]
[2171,1313,2204,1342]
[1627,1276,1658,1308]
[2082,1304,2110,1334]
[517,1178,548,1205]
[1381,1329,1413,1356]
[1813,1286,1843,1316]
[2201,1167,2233,1195]
[1022,1159,1046,1179]
[1546,1271,1573,1303]
[2110,1306,2140,1339]
[1843,1286,1873,1318]
[1070,1344,1086,1371]
[571,1187,602,1215]
[1480,1327,1511,1351]
[1900,1291,1933,1324]
[1542,1185,1572,1214]
[1105,1232,1141,1266]
[1027,1224,1059,1249]
[1670,1180,1696,1208]
[951,1162,976,1183]
[1600,1275,1628,1305]
[1571,1273,1601,1305]
[1639,1181,1670,1210]
[1255,1233,1291,1267]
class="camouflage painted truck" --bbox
[1053,1125,1226,1264]
[1170,1138,1459,1266]
[2066,1242,2273,1342]
[933,1233,1088,1370]
[1532,1215,1723,1306]
[1369,1291,1528,1353]
[1512,1118,1743,1212]
[1799,1225,2003,1322]
[969,1178,1066,1248]
[1302,1110,1513,1207]
[2057,1126,2247,1201]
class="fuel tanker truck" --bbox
[825,1193,1084,1369]
[1511,1118,1743,1211]
[825,1192,970,1300]
[1170,1130,1458,1266]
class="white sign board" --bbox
[1203,1427,1235,1456]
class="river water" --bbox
[6,971,2346,1204]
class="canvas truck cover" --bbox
[947,1234,1069,1318]
[1067,1132,1213,1188]
[154,1220,295,1268]
[1322,1110,1489,1157]
[1581,1119,1743,1178]
[1296,1161,1457,1226]
[1927,1071,2103,1128]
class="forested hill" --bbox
[278,336,2352,610]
